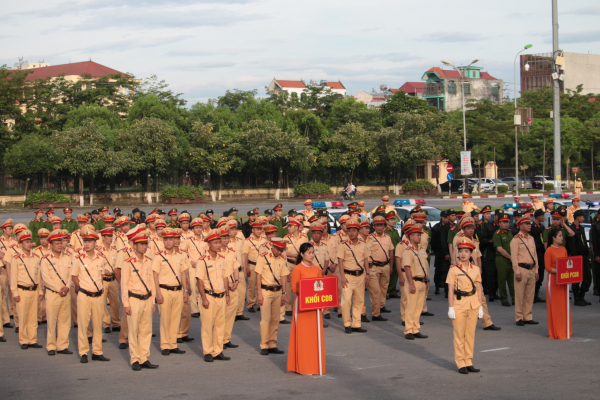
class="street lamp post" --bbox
[441,59,479,193]
[513,44,533,197]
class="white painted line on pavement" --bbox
[312,374,336,379]
[351,363,393,370]
[480,347,510,353]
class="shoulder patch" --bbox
[64,250,72,256]
[199,255,207,260]
[33,253,40,258]
[496,230,501,234]
[97,253,106,258]
[218,253,225,258]
[340,240,348,244]
[260,252,268,257]
[13,253,21,259]
[125,257,134,263]
[75,254,85,259]
[42,253,51,258]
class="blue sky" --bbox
[2,0,599,105]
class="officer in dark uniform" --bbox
[477,206,493,300]
[439,209,457,298]
[510,210,523,236]
[113,207,123,218]
[481,209,501,302]
[569,209,592,306]
[242,210,257,238]
[590,212,600,298]
[431,211,447,295]
[531,209,547,303]
[130,207,143,226]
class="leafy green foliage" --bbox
[160,186,203,199]
[4,134,57,179]
[402,180,436,191]
[293,183,333,195]
[498,185,509,194]
[23,191,72,206]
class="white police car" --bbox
[391,199,443,230]
[311,201,348,231]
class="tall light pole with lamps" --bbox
[441,59,479,193]
[513,44,533,197]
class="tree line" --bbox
[1,64,599,197]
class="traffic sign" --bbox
[446,164,454,173]
[571,167,579,174]
[447,173,453,181]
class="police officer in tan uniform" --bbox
[96,227,120,334]
[284,218,308,315]
[366,216,394,321]
[566,197,582,224]
[530,194,544,211]
[510,216,539,326]
[402,224,429,340]
[242,221,266,313]
[219,227,240,348]
[227,219,248,321]
[461,193,480,214]
[0,219,17,332]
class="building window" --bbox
[291,92,298,99]
[431,165,438,179]
[448,82,457,94]
[416,166,425,179]
[463,83,471,94]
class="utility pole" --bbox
[552,0,562,194]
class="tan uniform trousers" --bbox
[363,265,390,317]
[224,288,239,343]
[404,281,426,335]
[259,289,282,349]
[0,268,10,325]
[515,267,536,322]
[45,290,71,351]
[158,288,183,350]
[480,295,493,328]
[200,294,225,357]
[246,264,258,309]
[341,273,365,328]
[189,266,200,315]
[119,301,129,344]
[16,288,38,345]
[177,297,191,339]
[452,308,478,369]
[0,281,3,337]
[102,280,120,329]
[70,283,77,326]
[38,291,46,322]
[333,268,342,315]
[9,286,17,327]
[128,296,153,364]
[77,291,104,355]
[236,271,246,316]
[400,271,428,322]
[284,262,295,312]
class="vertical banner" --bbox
[460,151,473,176]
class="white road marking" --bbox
[480,347,510,353]
[351,364,393,370]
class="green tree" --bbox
[217,89,258,112]
[322,122,373,182]
[379,91,436,126]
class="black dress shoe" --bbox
[87,337,92,344]
[92,354,110,361]
[30,343,42,348]
[162,349,170,356]
[260,349,269,355]
[57,349,73,354]
[405,333,414,340]
[585,300,592,305]
[80,355,88,363]
[458,367,468,374]
[191,313,200,318]
[3,323,13,328]
[516,320,525,326]
[204,354,214,362]
[176,338,183,343]
[224,342,239,348]
[141,360,159,368]
[15,327,19,333]
[132,361,141,371]
[257,307,260,311]
[324,314,330,319]
[333,308,338,312]
[112,326,121,332]
[361,315,370,323]
[466,366,480,372]
[48,350,56,356]
[119,343,128,349]
[413,332,428,339]
[21,344,28,349]
[426,297,431,301]
[445,292,448,298]
[389,294,401,298]
[402,322,405,326]
[372,315,388,322]
[421,312,434,316]
[268,347,284,354]
[152,334,156,338]
[323,324,329,328]
[345,327,352,334]
[0,337,6,342]
[351,327,367,333]
[170,348,186,354]
[279,319,291,324]
[285,311,292,316]
[483,324,501,331]
[501,302,510,307]
[574,299,587,306]
[337,314,342,318]
[534,296,546,303]
[104,327,111,334]
[39,320,46,324]
[214,352,230,360]
[235,315,250,321]
[523,320,539,325]
[434,288,440,294]
[73,324,77,328]
[181,336,194,342]
[488,295,494,302]
[247,306,255,313]
[380,307,392,313]
[512,301,515,305]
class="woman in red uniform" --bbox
[544,229,572,339]
[287,243,326,375]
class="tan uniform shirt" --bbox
[367,232,393,263]
[395,239,410,260]
[71,251,107,293]
[452,232,482,264]
[242,235,266,263]
[70,230,84,249]
[115,245,135,270]
[310,240,330,271]
[152,249,189,287]
[229,236,244,266]
[336,230,349,243]
[510,233,538,273]
[196,253,228,293]
[10,251,43,294]
[121,253,155,307]
[255,251,289,287]
[180,236,207,265]
[532,199,545,211]
[40,251,73,293]
[446,262,481,310]
[96,245,118,276]
[566,205,581,224]
[0,235,17,266]
[403,245,429,279]
[322,233,339,266]
[221,247,241,284]
[284,233,309,258]
[336,238,371,271]
[461,201,480,214]
[114,232,129,252]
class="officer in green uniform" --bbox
[60,207,79,233]
[493,214,515,306]
[29,208,45,246]
[481,207,499,302]
[43,209,55,230]
[91,209,103,229]
[383,210,401,298]
[167,208,179,228]
[271,204,285,236]
[542,208,573,249]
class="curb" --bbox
[441,191,600,199]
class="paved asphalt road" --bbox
[1,257,599,400]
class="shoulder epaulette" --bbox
[42,253,50,258]
[34,245,41,250]
[64,250,72,256]
[111,246,117,250]
[13,253,21,259]
[217,253,225,258]
[259,251,268,257]
[9,244,17,248]
[496,230,501,234]
[228,247,235,252]
[450,263,459,268]
[199,255,207,260]
[75,253,85,259]
[125,257,134,262]
[33,253,40,258]
[97,253,106,258]
[340,240,348,244]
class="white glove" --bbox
[478,306,484,319]
[448,307,456,320]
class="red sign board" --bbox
[556,256,583,285]
[571,167,579,174]
[298,276,339,312]
[446,164,454,173]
